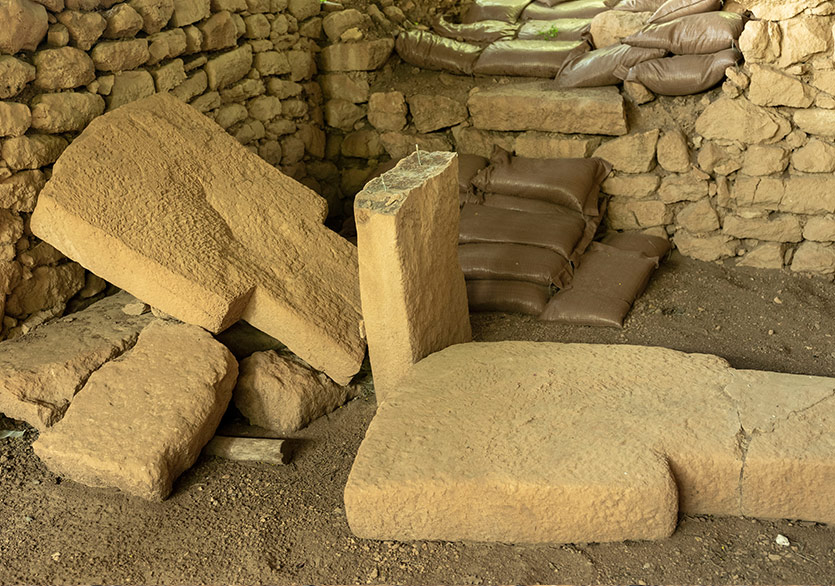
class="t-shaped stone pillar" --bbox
[354,151,472,398]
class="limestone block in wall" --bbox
[677,199,720,234]
[695,97,790,144]
[658,171,709,203]
[379,132,452,160]
[793,108,835,137]
[30,92,105,133]
[0,56,36,99]
[602,174,659,198]
[151,58,186,92]
[324,98,365,131]
[341,129,384,159]
[170,69,207,101]
[46,23,70,48]
[205,44,252,89]
[451,126,515,159]
[254,50,290,75]
[298,15,322,39]
[742,0,829,20]
[737,243,786,270]
[190,90,220,112]
[0,102,31,138]
[319,72,368,104]
[804,215,835,241]
[319,39,394,72]
[591,9,650,49]
[5,262,86,317]
[739,20,781,63]
[1,134,67,170]
[56,10,106,51]
[214,103,247,128]
[791,241,835,275]
[129,0,175,34]
[183,24,202,53]
[287,49,316,81]
[103,4,145,38]
[322,8,365,41]
[740,144,789,176]
[37,0,64,12]
[723,214,803,242]
[0,0,48,54]
[221,78,264,102]
[593,129,659,174]
[656,129,690,173]
[65,0,99,10]
[607,199,671,230]
[287,0,319,20]
[33,47,95,90]
[792,138,835,172]
[515,132,600,159]
[91,39,150,72]
[210,0,244,10]
[282,98,307,118]
[674,230,737,262]
[697,142,742,176]
[368,91,406,132]
[407,94,467,134]
[244,13,270,39]
[811,68,835,95]
[748,64,817,107]
[776,16,831,69]
[247,95,281,121]
[171,0,210,27]
[0,170,46,212]
[147,28,187,64]
[295,122,325,158]
[106,70,155,110]
[0,209,23,246]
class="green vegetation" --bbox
[537,25,560,40]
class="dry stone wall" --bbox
[0,0,328,340]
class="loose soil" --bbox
[2,252,834,585]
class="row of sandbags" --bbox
[457,148,670,326]
[395,0,744,95]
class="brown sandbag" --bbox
[617,48,741,95]
[395,30,483,75]
[522,0,610,20]
[466,279,551,315]
[460,190,485,207]
[536,0,574,6]
[622,12,745,55]
[459,242,573,286]
[463,0,535,23]
[459,154,489,192]
[556,43,667,87]
[433,17,520,44]
[483,193,580,215]
[473,39,589,77]
[472,148,612,216]
[647,0,722,24]
[602,231,671,259]
[606,0,665,11]
[458,203,586,259]
[517,18,593,41]
[539,242,658,326]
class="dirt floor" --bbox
[2,252,835,585]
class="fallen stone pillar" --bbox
[0,291,153,429]
[31,93,364,385]
[34,320,238,500]
[354,151,471,397]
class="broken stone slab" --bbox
[354,152,471,397]
[468,83,627,136]
[34,320,238,500]
[30,93,364,385]
[203,435,291,465]
[0,291,153,429]
[345,342,835,544]
[233,350,354,434]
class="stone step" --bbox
[345,342,835,544]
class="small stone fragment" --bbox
[656,129,690,173]
[0,102,31,137]
[0,56,37,99]
[368,91,406,132]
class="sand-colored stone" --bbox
[607,199,670,230]
[601,173,659,198]
[103,4,144,38]
[0,102,31,137]
[379,132,451,160]
[346,342,835,543]
[31,94,364,384]
[804,215,835,242]
[741,144,789,176]
[469,83,627,136]
[0,0,48,54]
[593,129,659,173]
[354,152,471,397]
[794,109,835,138]
[234,350,352,434]
[91,39,150,72]
[737,242,785,270]
[723,214,802,242]
[674,230,737,262]
[319,39,393,71]
[0,56,36,99]
[656,129,690,173]
[0,292,153,429]
[33,47,95,90]
[30,92,105,133]
[591,9,650,48]
[747,64,817,108]
[2,134,67,170]
[695,97,790,144]
[677,199,719,234]
[515,132,601,159]
[791,241,835,276]
[34,320,237,500]
[0,170,45,212]
[408,94,467,134]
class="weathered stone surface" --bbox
[792,139,835,173]
[103,4,144,38]
[0,170,45,211]
[0,292,153,429]
[368,91,406,132]
[287,49,316,81]
[791,241,835,275]
[675,230,736,261]
[776,16,830,69]
[254,50,290,76]
[607,199,670,230]
[129,0,174,34]
[287,0,318,20]
[794,109,835,137]
[695,97,790,144]
[151,58,186,92]
[741,144,789,176]
[147,28,186,64]
[319,39,394,71]
[206,45,252,90]
[323,8,364,41]
[733,175,835,215]
[469,84,627,136]
[591,9,649,48]
[593,129,658,174]
[91,39,150,72]
[723,214,802,242]
[738,20,780,63]
[658,172,708,203]
[0,56,36,99]
[737,242,785,270]
[33,47,95,90]
[55,10,106,51]
[0,208,23,245]
[514,132,600,159]
[601,173,659,198]
[34,320,237,500]
[324,98,365,131]
[2,134,67,170]
[741,0,828,20]
[247,95,281,121]
[451,126,515,159]
[0,0,48,54]
[623,79,655,105]
[656,129,690,173]
[31,94,365,384]
[408,94,467,134]
[320,72,368,103]
[346,342,835,543]
[234,350,351,433]
[30,92,105,133]
[171,0,209,27]
[5,261,85,318]
[677,199,719,234]
[47,23,71,49]
[244,13,270,39]
[355,152,471,397]
[170,68,206,101]
[341,129,384,158]
[379,132,452,160]
[804,215,835,242]
[698,141,742,176]
[200,10,237,51]
[748,64,817,108]
[106,70,154,110]
[0,102,31,137]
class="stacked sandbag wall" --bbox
[0,0,331,340]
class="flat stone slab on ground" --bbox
[468,84,627,136]
[30,93,364,385]
[345,342,835,544]
[0,291,153,429]
[34,320,238,500]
